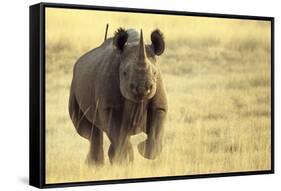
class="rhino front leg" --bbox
[106,107,134,164]
[108,136,133,164]
[138,108,166,159]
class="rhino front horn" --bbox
[137,29,147,67]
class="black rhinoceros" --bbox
[68,28,167,164]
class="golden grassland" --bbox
[45,8,271,183]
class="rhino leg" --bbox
[104,108,134,164]
[108,138,133,164]
[69,90,104,165]
[138,108,166,159]
[69,90,92,139]
[107,128,133,164]
[87,125,104,166]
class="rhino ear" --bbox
[113,28,128,52]
[151,29,165,56]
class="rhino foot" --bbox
[137,140,162,160]
[86,153,104,167]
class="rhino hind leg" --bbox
[87,125,104,166]
[69,91,104,165]
[69,90,92,139]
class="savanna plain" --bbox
[45,8,271,183]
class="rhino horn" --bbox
[137,29,147,67]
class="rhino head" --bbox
[113,28,165,103]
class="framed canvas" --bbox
[29,2,274,188]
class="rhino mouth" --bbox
[131,88,153,102]
[131,84,154,102]
[122,93,148,103]
[127,96,146,103]
[123,89,155,103]
[120,82,155,103]
[134,95,148,102]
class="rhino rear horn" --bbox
[113,28,128,51]
[151,29,165,55]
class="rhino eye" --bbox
[153,71,157,75]
[123,71,127,76]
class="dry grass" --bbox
[45,8,271,183]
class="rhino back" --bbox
[72,38,123,125]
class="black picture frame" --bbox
[29,2,274,189]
